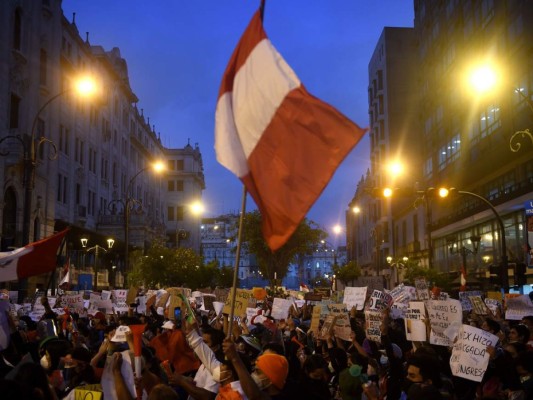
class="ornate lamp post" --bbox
[81,237,114,291]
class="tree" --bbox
[333,260,361,285]
[240,210,326,285]
[129,240,203,289]
[402,262,451,291]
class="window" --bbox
[88,190,96,216]
[473,104,501,143]
[39,49,47,85]
[57,174,68,204]
[112,162,117,186]
[438,133,461,171]
[9,93,20,129]
[13,9,22,50]
[424,157,433,178]
[168,160,175,170]
[176,160,184,171]
[176,206,184,221]
[59,125,70,155]
[168,180,174,191]
[168,206,174,221]
[176,180,184,191]
[75,184,81,205]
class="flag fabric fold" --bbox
[215,11,367,251]
[0,229,68,282]
[460,265,467,292]
[59,256,70,290]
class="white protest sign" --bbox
[343,287,367,310]
[505,295,533,320]
[271,298,292,320]
[484,298,501,315]
[364,310,382,343]
[366,290,393,311]
[101,290,112,301]
[450,324,498,382]
[414,278,430,301]
[213,301,224,316]
[426,299,462,346]
[404,301,427,342]
[62,294,84,310]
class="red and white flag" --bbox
[0,229,68,282]
[460,265,467,292]
[215,11,366,251]
[59,256,70,289]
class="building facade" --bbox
[348,1,533,291]
[0,1,204,292]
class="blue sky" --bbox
[62,1,414,242]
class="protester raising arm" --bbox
[223,338,269,400]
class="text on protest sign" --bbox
[342,287,367,310]
[366,290,393,311]
[404,301,427,342]
[449,324,498,382]
[223,288,254,318]
[426,299,462,346]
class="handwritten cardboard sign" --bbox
[364,310,382,343]
[309,306,321,335]
[271,298,292,320]
[505,295,533,320]
[223,289,254,318]
[426,299,462,346]
[404,301,427,342]
[414,278,430,301]
[450,325,498,382]
[343,287,367,310]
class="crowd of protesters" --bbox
[0,289,533,400]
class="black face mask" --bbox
[402,378,415,394]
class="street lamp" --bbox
[466,63,533,152]
[0,76,97,301]
[81,236,114,291]
[439,188,509,291]
[124,161,165,282]
[386,255,408,287]
[175,200,204,248]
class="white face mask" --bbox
[251,372,271,390]
[380,355,389,365]
[40,355,50,370]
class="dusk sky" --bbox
[62,1,414,243]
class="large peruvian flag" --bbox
[0,229,68,282]
[215,11,366,251]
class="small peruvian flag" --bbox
[460,265,467,292]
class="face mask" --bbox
[349,364,362,377]
[402,378,415,394]
[251,372,272,390]
[40,355,50,370]
[380,355,389,365]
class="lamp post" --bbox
[0,77,97,301]
[449,235,481,274]
[439,188,509,292]
[386,256,408,287]
[467,64,533,152]
[123,161,165,284]
[81,237,114,291]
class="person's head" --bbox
[481,318,500,335]
[14,362,56,400]
[329,348,348,375]
[509,324,530,344]
[39,338,71,372]
[504,342,527,359]
[202,327,225,360]
[253,353,289,392]
[406,354,441,387]
[147,383,179,400]
[515,351,533,386]
[303,354,329,382]
[521,316,533,332]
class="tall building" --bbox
[0,1,204,291]
[347,27,420,278]
[349,1,533,290]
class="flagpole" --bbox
[48,232,67,296]
[227,185,247,338]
